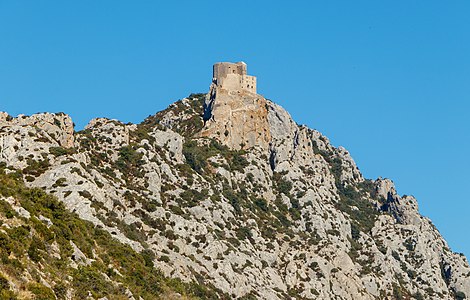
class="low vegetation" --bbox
[0,166,225,299]
[182,138,248,175]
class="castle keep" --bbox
[212,61,257,93]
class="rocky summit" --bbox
[0,62,469,299]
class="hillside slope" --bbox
[0,93,469,299]
[0,162,224,299]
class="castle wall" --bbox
[213,62,256,93]
[213,62,246,80]
[241,75,256,93]
[219,73,243,91]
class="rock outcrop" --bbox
[200,85,271,151]
[0,111,74,148]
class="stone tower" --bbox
[212,62,257,93]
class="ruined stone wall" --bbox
[213,62,247,79]
[218,73,242,91]
[213,62,256,93]
[241,75,256,93]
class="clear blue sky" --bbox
[1,1,469,256]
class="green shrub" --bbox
[335,184,379,235]
[254,198,268,212]
[159,255,170,263]
[230,152,249,172]
[223,188,242,215]
[236,227,252,241]
[0,274,10,290]
[28,283,56,300]
[182,140,207,174]
[115,145,144,178]
[0,289,17,300]
[169,205,185,216]
[49,146,73,157]
[53,282,67,299]
[23,158,50,177]
[0,273,17,299]
[183,139,249,175]
[78,190,92,200]
[0,201,16,219]
[28,237,44,262]
[456,291,466,300]
[117,221,146,243]
[351,223,360,240]
[72,266,115,298]
[272,172,292,195]
[179,189,208,207]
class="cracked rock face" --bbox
[0,112,74,148]
[0,95,469,299]
[200,86,271,151]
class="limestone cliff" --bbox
[0,88,469,298]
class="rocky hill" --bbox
[0,88,469,299]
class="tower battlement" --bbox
[212,61,256,93]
